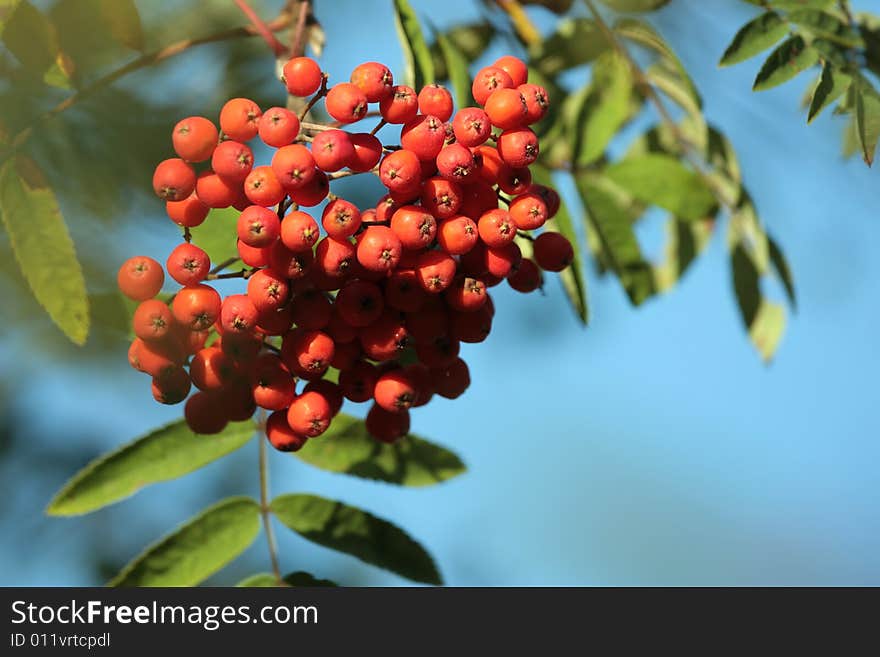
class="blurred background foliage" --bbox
[1,0,879,585]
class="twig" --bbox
[0,14,293,165]
[328,166,380,180]
[300,120,335,132]
[494,0,541,46]
[370,119,387,136]
[209,256,241,274]
[206,268,257,280]
[298,74,329,121]
[233,0,287,55]
[257,410,284,585]
[584,0,738,209]
[290,0,311,57]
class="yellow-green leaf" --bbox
[110,497,261,587]
[295,413,465,486]
[435,31,470,110]
[719,12,788,67]
[393,0,434,90]
[854,76,880,165]
[0,156,88,344]
[271,493,441,584]
[598,0,670,11]
[808,62,852,123]
[753,36,819,91]
[47,420,256,516]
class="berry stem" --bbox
[370,119,387,136]
[183,227,192,243]
[298,74,329,121]
[233,0,288,56]
[328,165,380,180]
[209,256,241,274]
[299,120,335,132]
[0,14,294,166]
[290,0,312,58]
[257,411,284,585]
[206,268,256,280]
[516,230,534,241]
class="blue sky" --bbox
[2,0,879,586]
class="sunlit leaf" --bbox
[435,31,470,110]
[271,493,441,584]
[603,153,717,221]
[598,0,670,11]
[575,51,632,166]
[47,420,256,516]
[807,62,851,123]
[392,0,434,90]
[529,18,609,77]
[768,233,797,309]
[189,206,240,265]
[110,497,261,587]
[719,12,788,67]
[753,36,819,91]
[854,75,880,165]
[295,413,466,486]
[430,22,493,80]
[0,156,88,344]
[788,9,863,48]
[576,173,655,305]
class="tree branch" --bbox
[233,0,288,55]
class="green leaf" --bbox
[284,571,338,587]
[47,420,256,516]
[294,413,466,486]
[1,1,57,76]
[646,61,707,151]
[189,206,240,265]
[271,494,441,584]
[430,22,493,80]
[603,153,717,221]
[854,76,880,165]
[435,31,470,110]
[0,156,88,345]
[575,51,632,166]
[807,63,851,123]
[731,245,786,363]
[236,573,279,587]
[719,12,789,67]
[392,0,434,90]
[753,36,819,91]
[531,166,589,323]
[529,18,609,77]
[110,497,261,587]
[0,0,23,32]
[598,0,670,11]
[788,9,863,47]
[765,0,834,8]
[576,173,655,305]
[768,233,797,308]
[49,0,143,78]
[653,218,714,292]
[613,18,702,110]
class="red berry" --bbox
[484,88,527,130]
[436,143,475,183]
[533,231,573,272]
[497,127,539,168]
[445,276,487,312]
[151,366,192,405]
[350,61,394,102]
[509,192,548,230]
[132,299,173,342]
[311,129,355,172]
[219,97,262,141]
[266,410,308,451]
[211,140,254,183]
[190,346,235,391]
[365,403,410,443]
[220,293,259,335]
[400,114,446,161]
[258,106,300,147]
[438,215,479,255]
[518,83,550,124]
[172,116,218,162]
[287,390,332,437]
[283,57,323,97]
[374,369,417,412]
[472,66,514,105]
[118,256,164,301]
[244,165,285,207]
[508,257,542,293]
[339,360,378,403]
[238,205,281,248]
[267,241,313,280]
[325,82,368,124]
[152,158,196,201]
[167,192,210,228]
[185,391,228,434]
[335,279,384,327]
[322,198,362,239]
[280,209,320,252]
[379,85,419,124]
[477,208,517,248]
[356,225,402,273]
[289,169,329,207]
[430,357,471,399]
[452,107,491,147]
[166,242,210,286]
[384,268,427,313]
[379,149,421,193]
[281,328,335,380]
[348,133,383,172]
[315,236,356,281]
[420,177,462,219]
[195,171,239,208]
[171,284,221,331]
[414,250,456,293]
[417,84,454,122]
[247,269,290,313]
[390,205,437,251]
[272,144,316,191]
[493,56,528,87]
[290,289,332,330]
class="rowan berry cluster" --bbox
[118,54,573,450]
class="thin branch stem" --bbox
[209,256,241,274]
[370,119,387,136]
[233,0,287,55]
[328,166,380,180]
[583,0,738,209]
[0,13,293,165]
[206,268,256,280]
[300,120,335,132]
[298,74,329,121]
[257,411,283,585]
[493,0,542,46]
[290,0,311,57]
